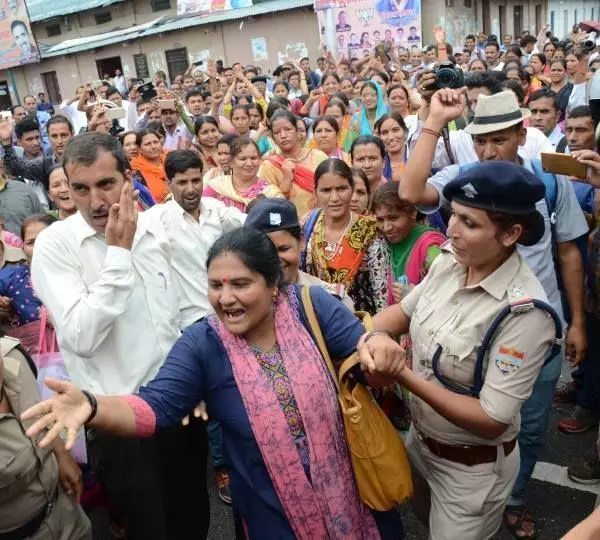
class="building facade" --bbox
[547,0,599,38]
[5,0,589,109]
[1,0,321,106]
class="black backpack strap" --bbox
[556,136,568,154]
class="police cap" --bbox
[245,197,299,233]
[443,161,546,246]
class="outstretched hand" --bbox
[21,378,91,450]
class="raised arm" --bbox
[399,88,466,207]
[31,183,138,357]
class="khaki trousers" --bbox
[406,425,519,540]
[30,486,91,540]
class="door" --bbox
[513,5,523,37]
[165,48,189,83]
[482,0,491,35]
[0,81,12,110]
[95,57,123,80]
[41,71,61,104]
[535,4,542,34]
[499,5,506,39]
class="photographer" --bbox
[86,104,112,135]
[407,70,552,165]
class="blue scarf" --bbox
[357,81,388,137]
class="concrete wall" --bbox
[0,6,321,104]
[548,0,599,38]
[478,1,546,41]
[31,0,177,46]
[421,0,478,50]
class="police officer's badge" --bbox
[495,346,524,374]
[461,183,478,199]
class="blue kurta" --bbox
[138,285,403,539]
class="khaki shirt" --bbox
[401,244,555,446]
[298,271,355,311]
[0,337,58,532]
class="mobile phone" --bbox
[396,275,410,297]
[92,79,103,88]
[0,111,12,119]
[159,99,176,110]
[106,108,126,120]
[541,152,587,179]
[139,82,157,101]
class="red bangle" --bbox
[422,127,441,138]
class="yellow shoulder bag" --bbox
[301,286,413,511]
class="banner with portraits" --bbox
[0,0,40,69]
[315,0,422,59]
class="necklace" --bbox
[323,213,354,261]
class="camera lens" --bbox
[436,68,458,89]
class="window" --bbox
[574,9,578,24]
[46,23,61,37]
[165,48,189,82]
[499,5,506,38]
[464,0,472,7]
[445,0,454,6]
[94,12,112,24]
[550,10,555,33]
[563,10,569,37]
[151,0,171,11]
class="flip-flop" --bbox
[504,505,538,539]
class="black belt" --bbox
[0,493,56,540]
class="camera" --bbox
[434,61,465,90]
[109,119,124,138]
[581,40,596,54]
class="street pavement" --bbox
[206,402,598,540]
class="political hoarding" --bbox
[316,0,422,59]
[0,0,40,70]
[177,0,253,16]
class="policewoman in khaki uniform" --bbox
[0,336,91,540]
[358,162,561,539]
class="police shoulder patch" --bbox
[495,345,525,375]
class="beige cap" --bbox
[464,91,531,135]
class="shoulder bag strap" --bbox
[300,286,339,390]
[337,311,372,382]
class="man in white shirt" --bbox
[485,41,505,71]
[113,69,128,95]
[160,107,192,152]
[62,86,89,134]
[528,88,565,150]
[106,85,137,131]
[145,150,244,505]
[31,133,210,540]
[146,149,245,328]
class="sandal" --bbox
[504,505,538,539]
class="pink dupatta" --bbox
[209,286,379,539]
